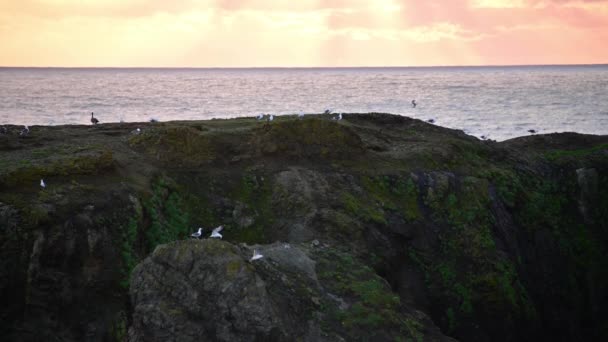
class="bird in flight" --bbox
[210,225,224,239]
[250,249,264,262]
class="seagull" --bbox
[338,113,342,121]
[149,118,158,123]
[90,112,99,125]
[324,109,332,115]
[427,119,435,124]
[412,100,417,108]
[40,179,46,188]
[528,129,537,134]
[257,113,264,120]
[250,249,264,262]
[298,111,305,118]
[480,135,488,140]
[19,125,29,136]
[210,225,223,239]
[131,128,141,135]
[191,227,203,239]
[268,115,274,122]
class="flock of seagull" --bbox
[256,109,344,122]
[38,176,263,262]
[40,173,262,262]
[1,103,543,143]
[191,225,264,262]
[16,105,543,267]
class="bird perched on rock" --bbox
[338,113,342,121]
[257,113,264,120]
[324,109,332,115]
[427,118,435,124]
[528,129,537,134]
[250,249,264,262]
[191,227,203,239]
[90,112,99,125]
[40,179,46,188]
[268,115,274,122]
[210,225,223,239]
[20,125,29,136]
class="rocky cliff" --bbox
[1,113,607,341]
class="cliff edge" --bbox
[1,113,607,341]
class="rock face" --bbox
[0,189,134,342]
[1,114,608,341]
[129,240,451,342]
[129,240,282,341]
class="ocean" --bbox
[1,65,607,141]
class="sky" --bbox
[0,0,607,67]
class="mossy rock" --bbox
[252,118,364,159]
[128,126,214,166]
[314,248,428,341]
[0,150,114,188]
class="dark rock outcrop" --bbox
[129,240,451,342]
[1,114,607,341]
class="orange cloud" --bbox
[0,0,606,66]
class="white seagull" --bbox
[210,225,223,239]
[257,113,264,120]
[269,115,274,122]
[191,227,203,239]
[338,113,343,121]
[40,179,46,188]
[250,249,264,262]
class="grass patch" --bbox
[341,191,387,225]
[316,248,424,341]
[143,176,190,251]
[545,143,608,161]
[361,175,421,222]
[225,173,274,244]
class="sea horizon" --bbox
[2,63,608,70]
[2,65,607,141]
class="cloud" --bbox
[0,0,606,66]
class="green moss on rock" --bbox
[0,150,114,188]
[315,248,425,341]
[129,126,214,166]
[253,118,364,159]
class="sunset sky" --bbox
[1,0,607,67]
